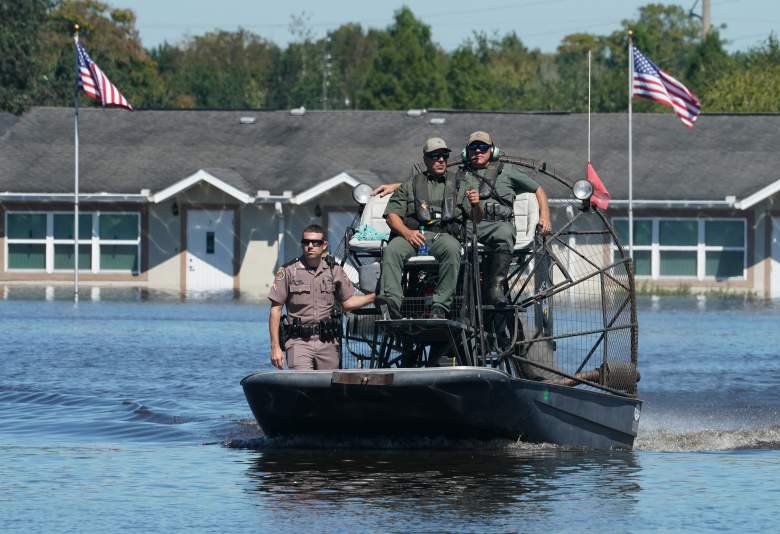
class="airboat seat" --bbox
[347,194,438,262]
[349,191,539,258]
[347,194,391,253]
[513,192,540,251]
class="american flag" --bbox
[76,41,133,111]
[632,46,699,128]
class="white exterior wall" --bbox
[147,199,182,291]
[238,204,279,296]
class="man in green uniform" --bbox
[463,130,551,305]
[378,137,482,320]
[373,131,551,306]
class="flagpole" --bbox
[627,30,634,260]
[73,25,80,303]
[588,49,591,163]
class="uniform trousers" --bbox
[474,220,515,254]
[379,231,461,311]
[285,336,339,370]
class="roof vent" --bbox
[407,109,426,117]
[290,106,306,116]
[429,117,446,125]
[240,116,256,124]
[724,195,736,205]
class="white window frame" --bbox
[5,210,141,274]
[612,217,746,281]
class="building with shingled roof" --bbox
[1,107,778,297]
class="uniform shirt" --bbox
[268,258,355,323]
[470,162,539,211]
[383,172,479,225]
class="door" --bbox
[186,209,234,291]
[772,217,780,298]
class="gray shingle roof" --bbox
[0,106,777,201]
[0,112,17,138]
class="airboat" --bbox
[241,156,641,450]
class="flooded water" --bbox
[1,288,779,532]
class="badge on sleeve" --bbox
[275,268,285,280]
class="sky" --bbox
[106,0,778,53]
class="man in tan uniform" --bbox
[268,224,375,370]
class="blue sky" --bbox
[109,0,778,52]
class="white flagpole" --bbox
[627,30,634,260]
[588,49,591,163]
[74,25,80,303]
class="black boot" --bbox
[486,252,513,305]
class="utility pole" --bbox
[321,37,331,110]
[702,0,711,39]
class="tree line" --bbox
[1,0,778,115]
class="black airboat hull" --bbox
[241,367,641,450]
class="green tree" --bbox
[482,33,550,111]
[552,33,610,112]
[360,7,449,109]
[326,23,378,109]
[37,0,164,108]
[703,34,780,111]
[154,29,279,108]
[447,40,498,110]
[0,0,51,114]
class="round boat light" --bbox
[352,183,374,205]
[573,179,594,201]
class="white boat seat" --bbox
[347,194,391,253]
[347,191,540,254]
[513,192,539,251]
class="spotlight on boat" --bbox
[573,179,593,207]
[352,183,374,205]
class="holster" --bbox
[278,315,289,350]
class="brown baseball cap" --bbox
[423,137,450,154]
[467,131,493,145]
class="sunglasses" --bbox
[425,151,450,161]
[467,142,491,152]
[301,239,324,247]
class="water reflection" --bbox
[244,447,640,526]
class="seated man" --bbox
[378,137,481,320]
[373,131,551,306]
[462,131,551,305]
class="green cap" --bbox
[467,131,493,145]
[423,137,450,154]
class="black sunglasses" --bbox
[467,142,491,152]
[301,239,324,247]
[425,151,450,160]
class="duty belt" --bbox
[295,323,322,338]
[284,318,340,342]
[482,212,514,222]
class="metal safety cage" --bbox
[338,158,639,397]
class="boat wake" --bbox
[223,418,780,452]
[225,420,588,451]
[636,425,780,452]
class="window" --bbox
[613,217,746,280]
[5,211,141,274]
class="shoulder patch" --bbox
[275,268,285,280]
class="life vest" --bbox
[410,171,459,226]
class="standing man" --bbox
[269,224,375,370]
[378,137,482,320]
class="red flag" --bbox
[587,162,610,209]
